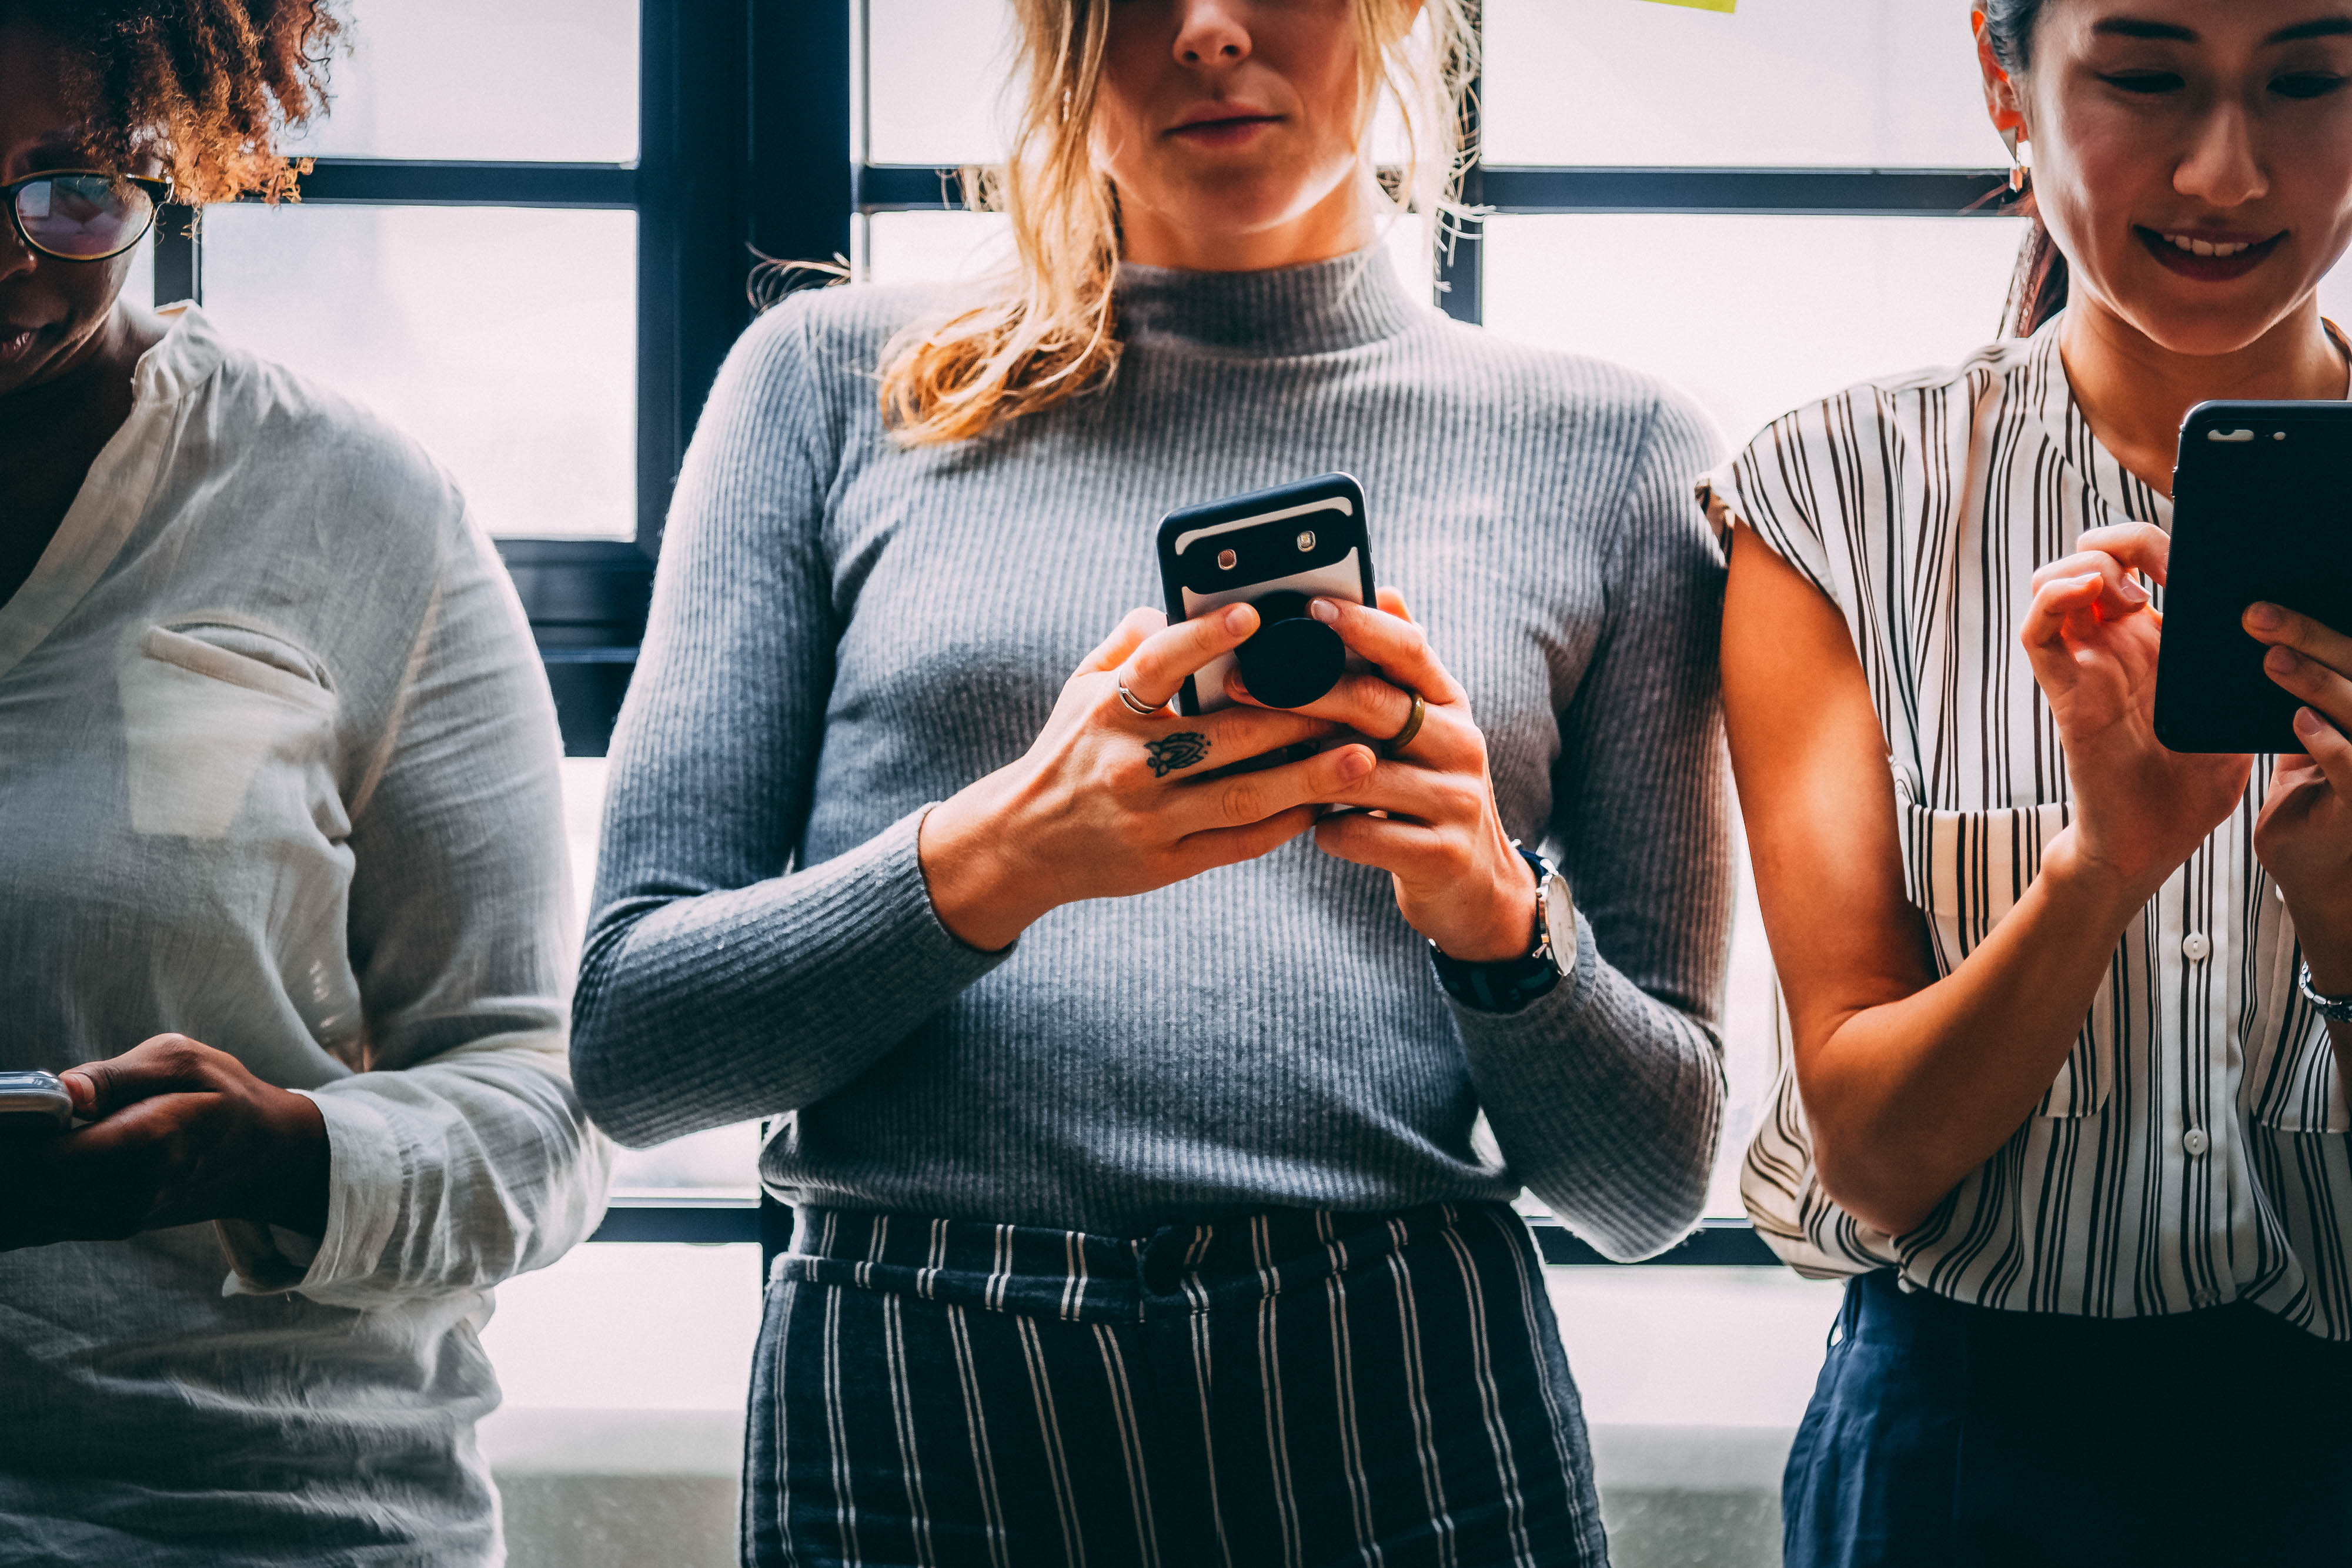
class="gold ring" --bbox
[1381,692,1426,758]
[1117,682,1166,718]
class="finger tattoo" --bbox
[1145,732,1210,777]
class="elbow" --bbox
[567,1028,664,1151]
[569,943,672,1151]
[1526,1126,1718,1263]
[1808,1133,1947,1240]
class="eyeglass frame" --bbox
[1,169,175,263]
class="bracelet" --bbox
[2300,961,2352,1024]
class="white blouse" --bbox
[0,307,609,1562]
[1703,318,2352,1339]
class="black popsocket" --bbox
[1234,591,1346,710]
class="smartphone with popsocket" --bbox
[2154,402,2352,754]
[1156,473,1378,718]
[0,1071,72,1136]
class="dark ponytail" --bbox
[1982,0,2070,337]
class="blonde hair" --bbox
[876,0,1478,446]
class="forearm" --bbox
[1804,830,2153,1234]
[573,808,1011,1146]
[1458,917,1726,1261]
[221,1039,610,1307]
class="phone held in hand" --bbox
[1156,472,1379,717]
[0,1071,71,1136]
[2156,401,2352,754]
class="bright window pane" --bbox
[1483,212,2030,451]
[864,0,1014,164]
[200,205,636,540]
[285,0,639,163]
[1484,0,2003,168]
[862,209,1014,285]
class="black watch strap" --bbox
[1429,848,1566,1015]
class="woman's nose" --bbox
[2174,102,2269,210]
[1172,0,1252,68]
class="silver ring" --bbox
[1117,683,1166,718]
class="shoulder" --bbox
[1399,317,1726,490]
[730,280,963,391]
[1702,336,2029,547]
[1735,335,2029,462]
[175,312,464,557]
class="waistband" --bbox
[780,1202,1535,1325]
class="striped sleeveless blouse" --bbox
[1700,317,2352,1339]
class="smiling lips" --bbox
[0,323,43,366]
[2139,226,2286,281]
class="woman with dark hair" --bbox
[0,4,606,1562]
[1713,1,2352,1562]
[573,1,1733,1563]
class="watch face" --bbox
[1540,872,1574,977]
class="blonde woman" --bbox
[574,2,1729,1562]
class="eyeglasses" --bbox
[2,170,173,262]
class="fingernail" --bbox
[2270,646,2303,674]
[61,1071,93,1112]
[1337,745,1373,780]
[1309,599,1339,624]
[2296,707,2325,737]
[2247,602,2287,630]
[1225,604,1255,634]
[2116,577,2149,607]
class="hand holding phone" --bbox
[1157,473,1378,715]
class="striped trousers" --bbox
[742,1202,1608,1568]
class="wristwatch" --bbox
[1429,844,1575,1014]
[2301,961,2352,1024]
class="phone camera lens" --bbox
[1217,549,1238,571]
[1296,530,1317,552]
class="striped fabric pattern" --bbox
[743,1203,1607,1568]
[1703,319,2352,1337]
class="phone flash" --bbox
[1217,549,1238,570]
[1296,531,1317,551]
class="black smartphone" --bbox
[1155,472,1378,717]
[0,1071,71,1136]
[2154,401,2352,754]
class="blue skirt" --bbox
[1785,1269,2352,1567]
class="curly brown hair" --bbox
[8,0,345,204]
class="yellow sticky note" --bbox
[1643,0,1736,10]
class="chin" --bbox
[2123,297,2310,360]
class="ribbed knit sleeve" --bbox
[570,299,1011,1148]
[1451,393,1732,1260]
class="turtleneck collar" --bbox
[1114,248,1425,356]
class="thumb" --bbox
[65,1035,221,1118]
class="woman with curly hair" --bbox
[0,3,607,1562]
[574,1,1731,1563]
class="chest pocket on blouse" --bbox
[1895,786,2112,1116]
[118,623,339,840]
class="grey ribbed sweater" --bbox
[572,252,1730,1259]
